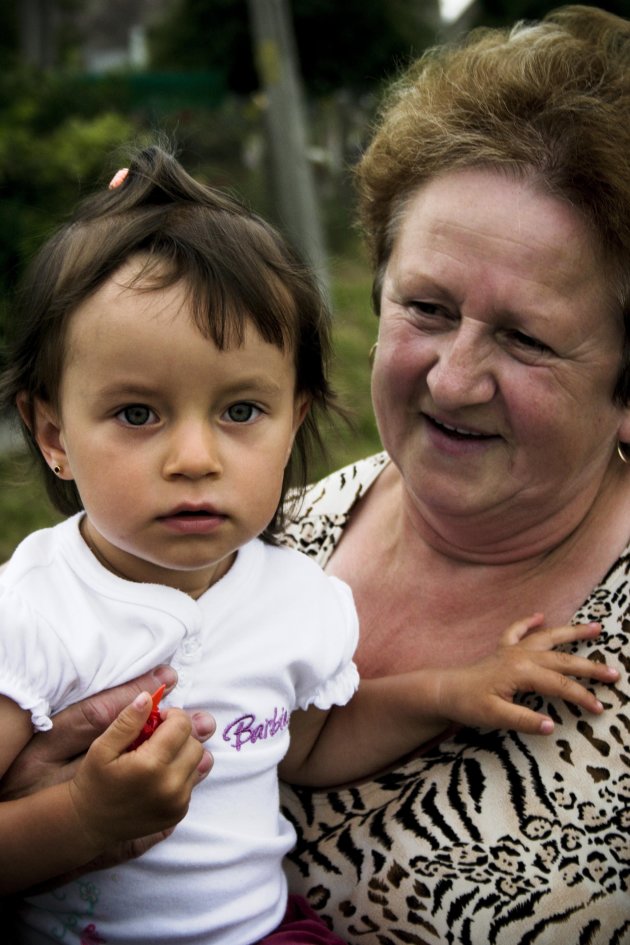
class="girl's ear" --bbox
[293,392,311,431]
[17,394,72,480]
[284,394,311,466]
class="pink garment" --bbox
[255,896,349,944]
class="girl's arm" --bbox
[280,616,620,788]
[0,692,207,895]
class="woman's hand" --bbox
[0,668,215,888]
[436,614,620,734]
[0,666,214,801]
[0,691,214,896]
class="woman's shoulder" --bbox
[281,452,389,564]
[299,452,389,516]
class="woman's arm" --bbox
[281,616,620,787]
[0,692,209,895]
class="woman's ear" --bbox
[619,406,630,453]
[17,393,72,480]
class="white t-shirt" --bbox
[0,514,359,945]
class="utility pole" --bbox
[19,0,58,68]
[246,0,329,301]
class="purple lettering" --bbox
[223,707,290,751]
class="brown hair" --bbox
[1,146,338,540]
[356,4,630,403]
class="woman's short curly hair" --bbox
[356,4,630,403]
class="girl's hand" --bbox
[66,691,210,850]
[438,614,620,735]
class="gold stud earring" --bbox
[53,464,62,476]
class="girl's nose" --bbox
[162,423,222,480]
[426,325,497,409]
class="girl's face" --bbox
[34,262,308,597]
[372,167,630,549]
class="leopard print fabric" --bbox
[280,454,630,945]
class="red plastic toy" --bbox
[127,684,166,751]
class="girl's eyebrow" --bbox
[93,381,163,400]
[94,375,287,400]
[218,376,286,396]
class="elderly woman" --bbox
[276,5,630,941]
[3,4,629,943]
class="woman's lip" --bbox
[425,413,494,439]
[423,413,499,456]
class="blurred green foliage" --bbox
[0,68,139,346]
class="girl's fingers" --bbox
[500,612,545,645]
[500,665,605,715]
[140,708,196,764]
[516,621,601,652]
[541,652,619,682]
[91,692,154,763]
[510,648,619,682]
[490,702,556,735]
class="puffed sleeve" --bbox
[0,585,72,731]
[294,575,360,713]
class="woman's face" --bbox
[372,167,630,533]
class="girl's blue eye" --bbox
[226,403,260,423]
[118,405,154,426]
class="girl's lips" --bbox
[158,509,226,534]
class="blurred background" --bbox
[1,0,628,558]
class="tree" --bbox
[149,0,431,96]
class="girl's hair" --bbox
[356,4,630,404]
[1,145,338,541]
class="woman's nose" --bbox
[426,326,497,409]
[162,423,222,480]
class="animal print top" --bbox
[279,454,630,945]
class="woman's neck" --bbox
[327,460,630,677]
[389,461,630,568]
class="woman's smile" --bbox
[422,412,501,458]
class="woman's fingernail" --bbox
[153,665,178,690]
[133,692,151,710]
[192,712,215,738]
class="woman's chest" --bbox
[328,536,608,678]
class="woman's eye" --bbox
[117,405,156,426]
[510,331,551,354]
[410,301,454,325]
[224,403,261,424]
[412,301,442,316]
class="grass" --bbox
[0,247,382,562]
[0,451,63,562]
